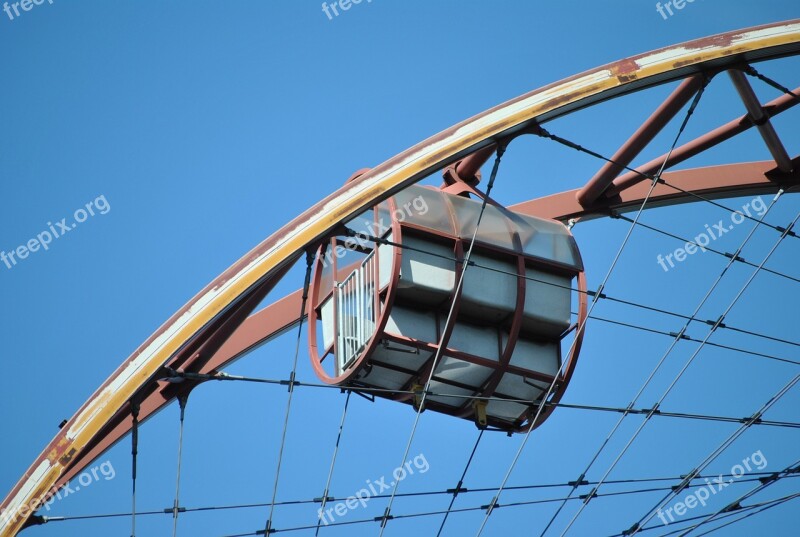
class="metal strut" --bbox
[379,140,509,537]
[130,400,140,537]
[264,252,315,535]
[171,394,188,537]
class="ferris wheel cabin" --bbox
[308,184,587,432]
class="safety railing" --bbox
[335,250,377,373]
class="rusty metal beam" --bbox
[511,160,800,222]
[51,159,800,486]
[50,263,296,491]
[50,289,306,490]
[206,289,305,371]
[728,69,794,173]
[608,84,800,196]
[443,144,497,186]
[576,75,705,206]
[4,20,800,536]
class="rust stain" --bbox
[672,45,752,69]
[689,33,736,50]
[58,447,77,466]
[45,437,71,465]
[4,19,800,537]
[612,58,640,76]
[672,56,706,69]
[617,73,639,84]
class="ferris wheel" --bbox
[2,18,799,537]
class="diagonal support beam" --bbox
[48,288,306,493]
[608,84,800,196]
[442,144,497,186]
[50,159,800,492]
[729,69,794,173]
[511,160,800,222]
[576,75,705,206]
[7,21,800,535]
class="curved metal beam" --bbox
[48,289,307,492]
[41,158,799,502]
[512,160,800,222]
[3,19,800,536]
[608,84,800,196]
[576,75,707,206]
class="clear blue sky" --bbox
[1,2,799,536]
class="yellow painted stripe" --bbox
[2,20,799,536]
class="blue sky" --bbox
[1,2,799,536]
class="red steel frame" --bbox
[305,188,588,431]
[43,117,800,510]
[6,21,800,532]
[46,124,800,501]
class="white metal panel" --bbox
[359,365,412,391]
[461,253,517,322]
[370,342,431,371]
[448,322,501,360]
[449,195,516,250]
[393,185,454,235]
[383,306,438,342]
[495,373,547,401]
[433,355,494,389]
[425,381,474,408]
[396,235,455,304]
[517,214,583,270]
[378,232,394,290]
[521,268,572,337]
[485,399,529,421]
[504,335,560,375]
[320,296,335,350]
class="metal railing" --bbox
[335,250,377,374]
